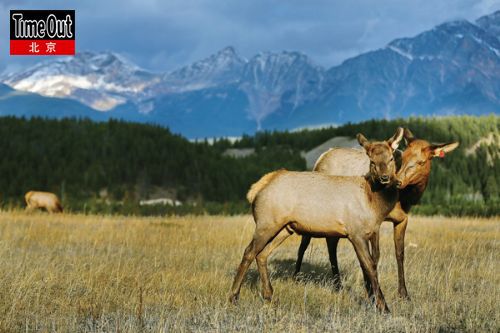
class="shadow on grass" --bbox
[240,258,372,308]
[243,258,340,288]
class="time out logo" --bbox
[10,10,75,55]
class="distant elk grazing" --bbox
[230,128,405,312]
[25,191,63,213]
[294,128,459,299]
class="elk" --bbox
[25,191,63,213]
[294,128,459,298]
[229,128,404,312]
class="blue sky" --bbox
[1,0,499,73]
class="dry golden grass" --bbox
[0,212,497,332]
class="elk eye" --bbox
[418,160,426,166]
[390,157,394,161]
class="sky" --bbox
[0,0,499,74]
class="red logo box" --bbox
[10,10,75,56]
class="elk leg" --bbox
[370,230,380,267]
[362,270,374,300]
[256,227,293,301]
[326,237,342,290]
[362,231,380,301]
[350,236,389,313]
[25,204,35,213]
[394,216,410,299]
[294,235,311,277]
[229,227,281,304]
[229,240,254,304]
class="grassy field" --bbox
[0,212,497,332]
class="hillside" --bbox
[0,115,496,216]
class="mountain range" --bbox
[1,11,499,138]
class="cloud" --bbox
[0,0,498,73]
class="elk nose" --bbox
[380,175,390,183]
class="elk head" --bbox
[396,128,459,189]
[357,127,404,186]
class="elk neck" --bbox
[365,175,399,218]
[399,165,431,212]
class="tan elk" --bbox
[25,191,63,213]
[229,128,405,312]
[294,128,459,299]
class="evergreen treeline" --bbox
[0,117,304,210]
[0,115,497,217]
[229,115,500,216]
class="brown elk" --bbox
[229,128,405,312]
[25,191,63,213]
[294,128,459,298]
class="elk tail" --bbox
[246,169,285,204]
[24,191,33,205]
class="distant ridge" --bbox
[1,11,499,137]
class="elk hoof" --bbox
[377,304,390,314]
[293,272,304,282]
[229,294,239,305]
[262,293,273,302]
[332,280,343,292]
[398,290,410,300]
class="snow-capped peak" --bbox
[154,46,247,93]
[240,50,325,125]
[386,17,500,61]
[3,51,160,111]
[242,50,324,90]
[476,10,500,39]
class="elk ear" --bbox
[403,128,416,145]
[430,142,459,158]
[387,127,404,150]
[356,133,370,150]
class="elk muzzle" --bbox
[379,175,391,185]
[395,174,406,189]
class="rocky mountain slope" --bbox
[1,11,499,137]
